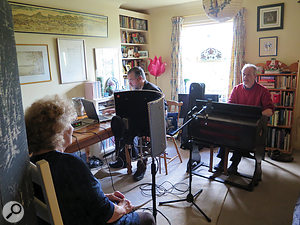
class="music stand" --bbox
[158,105,211,223]
[114,90,166,220]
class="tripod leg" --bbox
[193,189,203,200]
[158,141,211,222]
[192,202,211,222]
[159,198,188,205]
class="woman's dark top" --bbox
[31,151,139,225]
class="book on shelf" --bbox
[267,128,290,150]
[271,92,280,105]
[120,15,148,31]
[269,109,293,126]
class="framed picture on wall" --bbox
[257,3,284,31]
[9,1,108,37]
[57,38,87,83]
[16,44,52,85]
[259,36,278,57]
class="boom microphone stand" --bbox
[159,105,211,222]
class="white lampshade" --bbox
[203,0,243,22]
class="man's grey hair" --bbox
[242,64,257,75]
[127,66,146,80]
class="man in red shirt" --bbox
[215,64,274,174]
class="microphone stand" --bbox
[159,105,211,222]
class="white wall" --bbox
[14,0,121,110]
[148,0,300,151]
[147,2,205,100]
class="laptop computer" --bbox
[81,99,114,123]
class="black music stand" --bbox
[158,106,211,223]
[114,90,166,221]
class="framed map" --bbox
[16,44,52,85]
[9,1,108,37]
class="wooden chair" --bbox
[30,160,63,225]
[159,100,183,175]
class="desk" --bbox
[65,122,113,154]
[66,121,133,175]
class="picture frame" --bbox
[257,3,284,31]
[9,1,108,37]
[138,50,149,58]
[259,36,278,57]
[57,38,87,83]
[16,44,51,85]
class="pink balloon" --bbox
[148,56,166,77]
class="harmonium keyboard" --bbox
[188,100,268,191]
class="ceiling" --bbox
[117,0,200,12]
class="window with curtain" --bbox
[181,20,233,101]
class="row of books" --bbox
[269,109,293,126]
[266,128,290,150]
[100,137,115,151]
[121,31,146,44]
[120,15,148,31]
[270,91,295,107]
[122,60,147,73]
[85,81,102,100]
[258,75,297,89]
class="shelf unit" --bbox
[119,9,150,89]
[256,62,299,153]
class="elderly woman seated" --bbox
[25,95,155,225]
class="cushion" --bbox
[166,112,178,135]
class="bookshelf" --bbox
[119,9,150,89]
[256,62,299,153]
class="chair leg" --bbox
[125,144,132,175]
[158,156,162,174]
[224,148,229,174]
[171,136,182,163]
[163,152,168,175]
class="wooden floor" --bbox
[94,143,300,225]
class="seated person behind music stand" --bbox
[109,66,166,181]
[26,95,155,225]
[215,64,274,174]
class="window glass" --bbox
[181,22,233,101]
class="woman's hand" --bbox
[118,199,134,214]
[106,191,125,203]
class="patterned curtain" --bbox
[170,16,184,100]
[228,8,246,96]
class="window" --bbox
[181,21,233,101]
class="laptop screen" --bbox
[81,99,99,122]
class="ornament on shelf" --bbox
[265,58,285,74]
[148,56,166,85]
